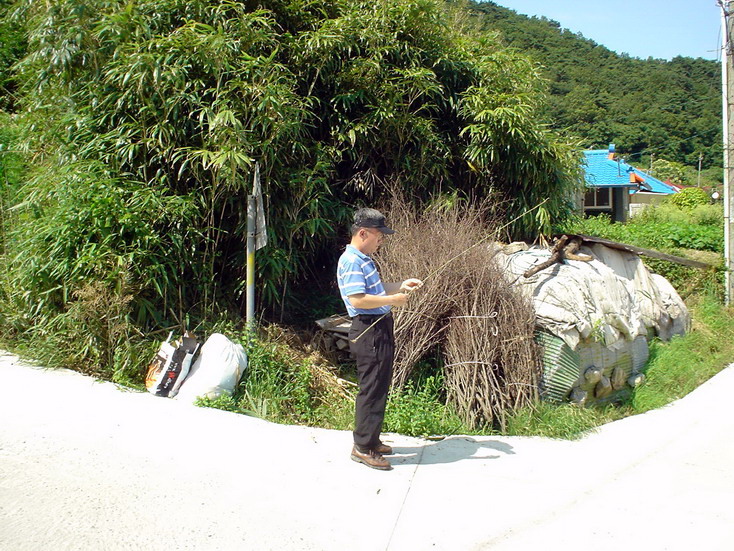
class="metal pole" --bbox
[246,195,256,330]
[723,2,734,305]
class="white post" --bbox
[723,2,734,304]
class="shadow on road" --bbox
[391,436,515,466]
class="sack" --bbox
[175,333,247,403]
[145,332,200,398]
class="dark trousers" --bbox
[349,313,395,451]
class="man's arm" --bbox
[349,292,408,309]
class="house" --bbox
[582,144,676,221]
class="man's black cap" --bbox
[354,208,395,234]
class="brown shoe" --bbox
[351,446,392,470]
[375,442,393,455]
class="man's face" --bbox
[360,228,385,254]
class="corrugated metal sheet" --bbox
[535,330,581,403]
[632,335,649,373]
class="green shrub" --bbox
[668,224,722,253]
[689,203,723,226]
[669,187,709,210]
[235,335,319,425]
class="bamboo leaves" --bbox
[7,0,582,344]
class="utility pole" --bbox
[697,152,703,187]
[722,1,734,305]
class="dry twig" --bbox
[376,195,542,428]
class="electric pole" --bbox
[722,1,734,305]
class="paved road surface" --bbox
[1,352,733,550]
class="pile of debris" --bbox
[500,234,691,405]
[316,192,695,425]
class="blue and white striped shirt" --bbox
[336,245,391,317]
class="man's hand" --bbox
[400,278,423,293]
[391,293,409,307]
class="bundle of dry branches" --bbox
[377,198,488,386]
[376,195,541,429]
[443,258,541,430]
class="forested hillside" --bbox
[471,1,722,171]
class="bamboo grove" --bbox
[0,0,582,376]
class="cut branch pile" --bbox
[443,258,540,430]
[376,196,542,429]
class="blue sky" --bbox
[493,0,723,61]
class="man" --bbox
[336,208,422,470]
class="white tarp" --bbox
[175,333,248,403]
[501,244,690,351]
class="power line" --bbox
[620,130,721,161]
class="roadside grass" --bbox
[197,332,469,437]
[195,293,734,440]
[503,293,734,439]
[631,294,734,414]
[197,327,357,430]
[6,286,728,441]
[4,271,727,441]
[384,375,467,437]
[504,402,632,440]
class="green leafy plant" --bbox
[384,375,466,437]
[631,295,734,414]
[669,187,710,211]
[1,0,586,381]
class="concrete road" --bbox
[1,352,732,551]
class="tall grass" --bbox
[631,294,734,413]
[504,294,734,439]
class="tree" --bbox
[651,159,686,185]
[5,0,581,341]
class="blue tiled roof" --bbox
[583,150,676,195]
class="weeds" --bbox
[505,402,631,440]
[631,294,734,414]
[505,293,734,439]
[384,375,467,437]
[197,329,469,437]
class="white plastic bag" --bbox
[175,333,247,402]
